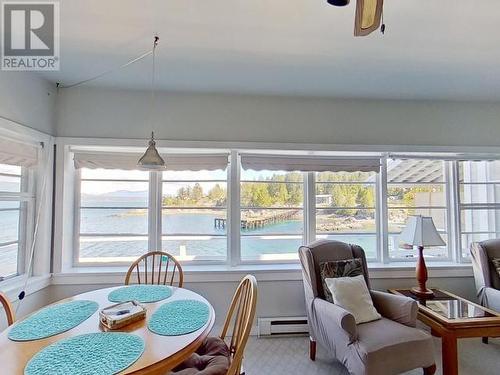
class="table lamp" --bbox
[399,215,446,299]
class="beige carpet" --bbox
[243,335,500,374]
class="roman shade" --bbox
[0,138,39,168]
[240,154,380,172]
[73,151,229,171]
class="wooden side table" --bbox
[389,288,500,375]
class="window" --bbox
[161,168,228,262]
[72,148,500,267]
[315,171,378,259]
[240,169,304,261]
[77,168,149,264]
[0,164,32,279]
[459,160,500,258]
[386,159,449,260]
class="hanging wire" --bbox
[57,41,157,89]
[16,141,51,314]
[150,36,159,136]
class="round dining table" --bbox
[0,286,215,374]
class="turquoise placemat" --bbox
[108,285,172,303]
[9,300,99,342]
[24,332,145,375]
[148,299,210,336]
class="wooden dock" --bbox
[214,210,299,230]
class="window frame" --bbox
[73,169,151,266]
[385,158,453,262]
[0,165,35,280]
[158,168,229,265]
[312,171,381,262]
[238,160,307,264]
[71,148,500,268]
[456,159,500,262]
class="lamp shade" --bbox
[137,132,166,170]
[399,215,446,247]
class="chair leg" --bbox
[482,337,489,344]
[309,337,316,361]
[423,364,436,375]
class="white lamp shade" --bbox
[399,215,446,247]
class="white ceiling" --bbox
[40,0,500,100]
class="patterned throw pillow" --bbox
[492,258,500,278]
[319,258,364,303]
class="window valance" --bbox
[0,138,39,167]
[240,154,380,173]
[73,151,229,171]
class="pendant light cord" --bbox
[150,36,159,139]
[57,37,159,89]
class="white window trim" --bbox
[74,160,230,267]
[385,158,453,263]
[0,116,53,285]
[456,159,500,262]
[0,167,34,280]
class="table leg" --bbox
[441,334,458,375]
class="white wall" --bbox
[57,87,500,147]
[0,71,56,135]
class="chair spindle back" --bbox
[125,251,183,287]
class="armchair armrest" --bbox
[370,290,418,327]
[484,287,500,312]
[312,298,358,343]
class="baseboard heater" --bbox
[257,316,309,337]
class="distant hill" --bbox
[83,190,147,198]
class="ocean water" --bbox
[78,204,378,261]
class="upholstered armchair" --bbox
[299,240,436,375]
[471,240,500,313]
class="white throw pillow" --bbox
[324,274,381,324]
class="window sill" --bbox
[0,274,52,302]
[52,262,473,285]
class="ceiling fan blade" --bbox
[354,0,384,36]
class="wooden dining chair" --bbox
[0,291,15,326]
[125,251,184,287]
[172,275,258,375]
[220,274,258,375]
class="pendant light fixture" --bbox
[138,36,166,170]
[138,131,166,169]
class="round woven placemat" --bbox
[9,300,99,342]
[108,285,172,303]
[148,299,210,336]
[24,332,145,375]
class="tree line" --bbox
[161,171,436,215]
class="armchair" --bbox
[471,239,500,313]
[299,240,435,375]
[471,239,500,344]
